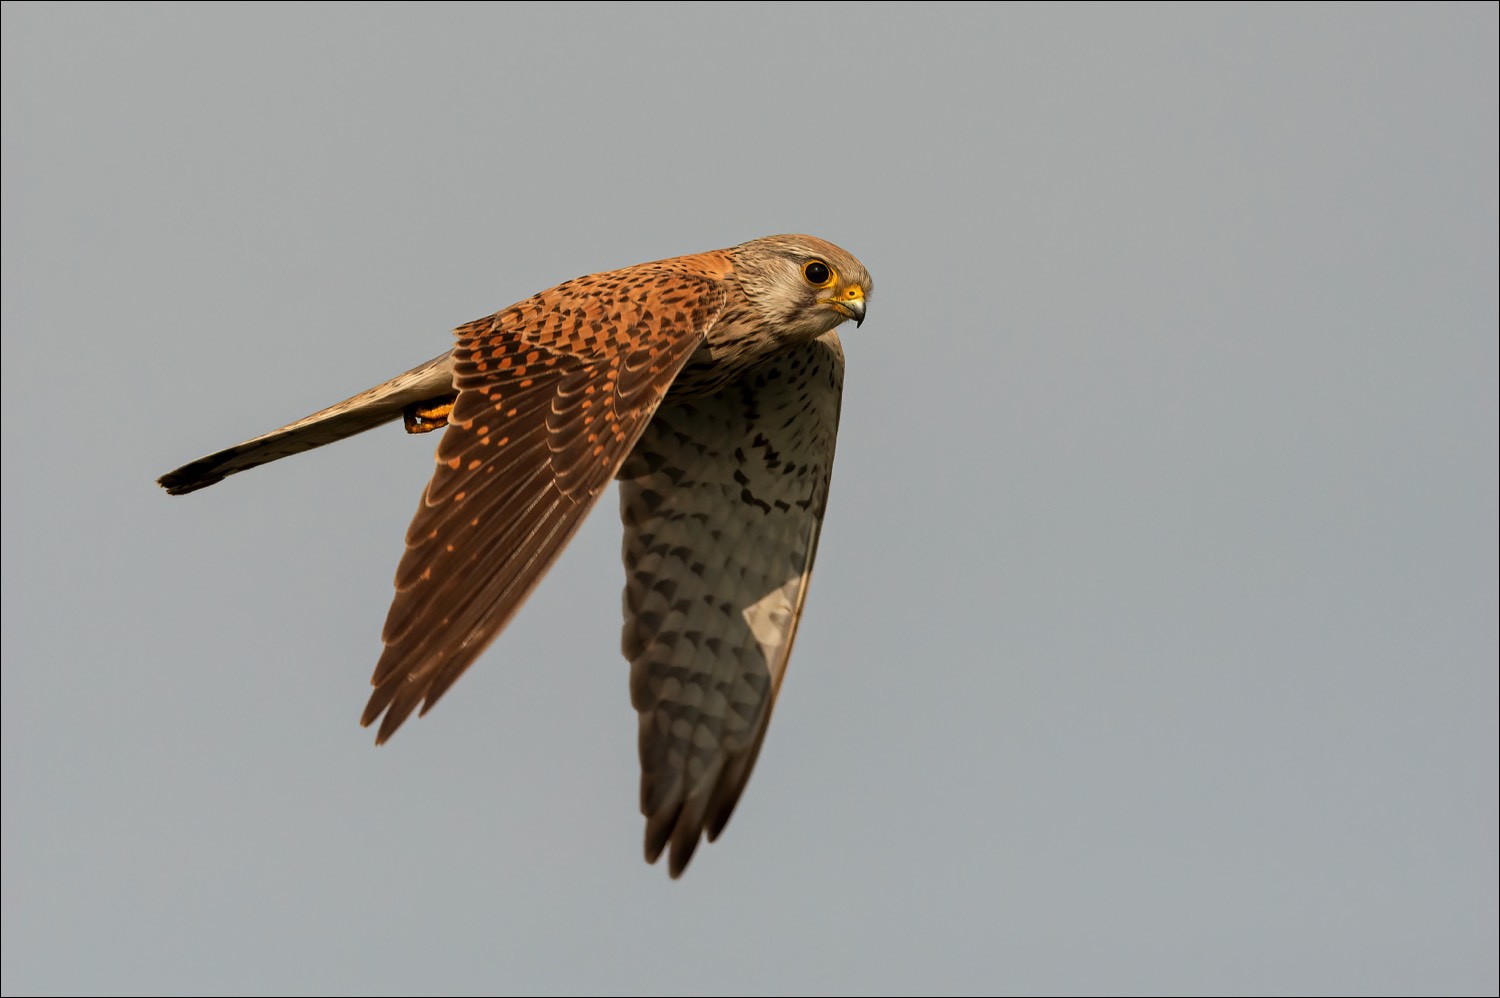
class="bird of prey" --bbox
[158,234,871,877]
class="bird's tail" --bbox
[157,352,456,496]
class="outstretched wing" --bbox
[363,264,728,743]
[157,354,455,495]
[616,331,844,877]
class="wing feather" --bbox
[617,332,845,876]
[363,266,727,743]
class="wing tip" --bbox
[361,684,415,746]
[360,655,466,746]
[643,789,724,879]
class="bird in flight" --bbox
[158,234,871,877]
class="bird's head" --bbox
[731,234,872,341]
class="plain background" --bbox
[3,4,1496,996]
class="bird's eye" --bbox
[802,260,833,287]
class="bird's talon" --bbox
[403,399,454,433]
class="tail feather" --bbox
[157,352,455,496]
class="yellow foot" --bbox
[402,397,455,434]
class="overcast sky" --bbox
[3,4,1496,996]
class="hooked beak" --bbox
[821,284,867,327]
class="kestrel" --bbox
[158,234,871,877]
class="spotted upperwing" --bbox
[616,331,844,877]
[361,262,727,742]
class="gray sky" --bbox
[3,4,1496,995]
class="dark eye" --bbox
[803,260,832,286]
